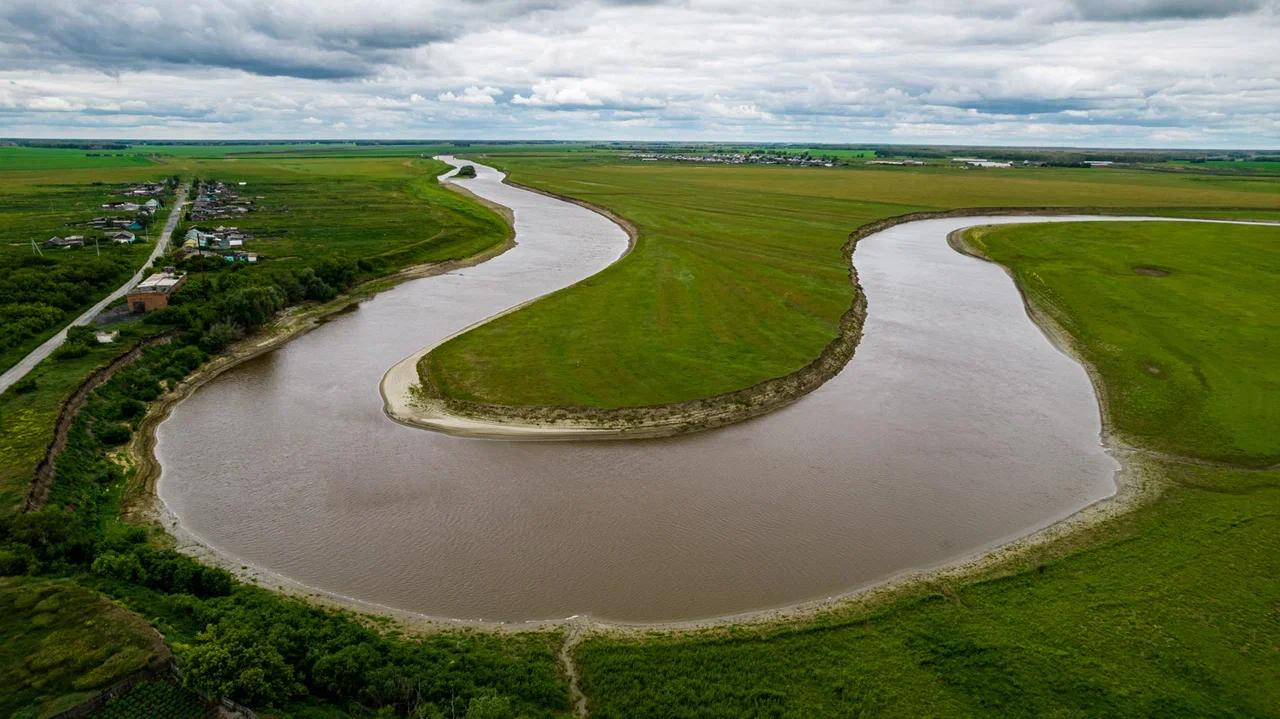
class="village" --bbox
[39,178,178,251]
[189,178,254,220]
[174,178,260,266]
[627,150,836,167]
[123,177,270,313]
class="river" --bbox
[156,158,1124,623]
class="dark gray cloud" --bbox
[0,1,576,79]
[1070,0,1264,21]
[12,2,470,78]
[0,0,678,79]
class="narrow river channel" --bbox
[158,158,1128,624]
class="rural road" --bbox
[0,183,190,395]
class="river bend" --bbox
[159,158,1136,623]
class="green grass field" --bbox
[571,219,1280,718]
[965,221,1279,466]
[0,577,166,718]
[0,147,159,171]
[172,156,508,272]
[421,154,1280,409]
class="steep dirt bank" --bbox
[23,333,175,512]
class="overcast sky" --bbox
[2,0,1277,147]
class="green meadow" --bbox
[778,147,876,159]
[965,221,1280,466]
[0,577,166,718]
[172,156,507,271]
[0,146,158,171]
[421,153,1280,409]
[571,219,1280,718]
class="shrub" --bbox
[0,545,35,575]
[53,341,90,360]
[182,623,303,705]
[199,322,243,352]
[10,376,36,394]
[110,398,147,421]
[91,551,147,582]
[96,423,131,445]
[66,325,97,345]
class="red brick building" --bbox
[126,270,186,313]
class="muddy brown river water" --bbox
[157,158,1146,623]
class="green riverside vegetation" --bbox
[421,153,1280,409]
[570,219,1279,717]
[0,576,166,718]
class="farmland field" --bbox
[93,681,212,719]
[421,153,1280,410]
[571,219,1280,718]
[0,146,158,171]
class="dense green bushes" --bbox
[0,255,138,359]
[0,302,64,352]
[141,254,367,352]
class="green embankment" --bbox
[421,155,1280,410]
[572,220,1280,718]
[0,577,166,718]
